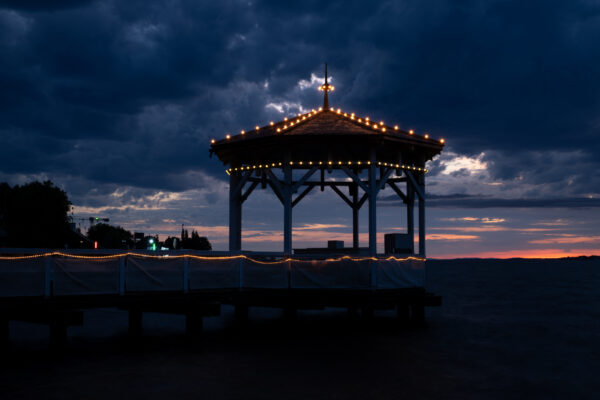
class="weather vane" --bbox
[318,63,335,109]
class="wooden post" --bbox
[128,309,143,337]
[352,183,359,249]
[368,149,377,257]
[49,316,67,348]
[185,313,203,336]
[229,172,242,251]
[418,173,426,257]
[283,159,293,255]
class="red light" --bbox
[94,241,98,249]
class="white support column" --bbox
[406,178,415,255]
[368,149,377,257]
[418,173,426,257]
[352,183,359,249]
[229,172,242,252]
[283,159,293,255]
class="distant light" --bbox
[270,121,274,126]
[211,139,215,144]
[241,130,245,135]
[226,134,231,139]
[424,134,429,139]
[440,138,445,143]
[149,238,154,244]
[94,241,98,250]
[255,126,259,130]
[409,130,414,135]
[394,125,398,130]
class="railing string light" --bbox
[0,251,425,264]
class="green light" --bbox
[152,243,156,251]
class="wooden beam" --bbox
[388,181,408,203]
[233,170,252,197]
[375,168,395,193]
[241,181,259,203]
[341,166,370,193]
[405,171,425,200]
[357,192,368,209]
[292,167,318,192]
[266,169,284,200]
[267,180,284,204]
[330,184,354,208]
[292,184,315,207]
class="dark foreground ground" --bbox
[1,258,599,399]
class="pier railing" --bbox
[0,249,425,298]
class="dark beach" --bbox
[1,258,598,399]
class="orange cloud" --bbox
[432,248,600,259]
[426,233,480,241]
[529,236,600,244]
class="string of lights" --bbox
[225,161,428,175]
[0,252,425,264]
[210,107,445,146]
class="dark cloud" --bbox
[381,193,600,208]
[0,0,599,198]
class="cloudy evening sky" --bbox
[1,0,599,258]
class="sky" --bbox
[1,0,599,258]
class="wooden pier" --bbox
[0,250,441,347]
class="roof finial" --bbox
[318,63,334,110]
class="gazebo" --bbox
[210,67,444,258]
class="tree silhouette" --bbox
[0,180,71,248]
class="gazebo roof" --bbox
[211,107,444,169]
[211,67,444,170]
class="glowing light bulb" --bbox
[424,134,429,139]
[284,117,288,121]
[365,117,369,121]
[379,121,384,125]
[409,130,414,134]
[394,125,398,130]
[211,139,215,144]
[255,126,259,130]
[373,124,378,129]
[382,127,386,132]
[270,121,274,126]
[241,130,245,135]
[277,128,281,132]
[318,107,323,111]
[226,134,231,139]
[358,118,362,122]
[440,138,445,143]
[328,161,332,165]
